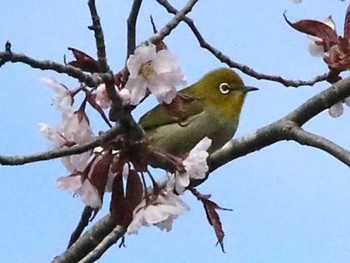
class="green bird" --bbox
[139,68,257,156]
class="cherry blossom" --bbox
[40,78,94,173]
[125,43,186,105]
[174,137,212,194]
[127,190,190,234]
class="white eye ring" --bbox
[219,82,230,94]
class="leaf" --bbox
[67,47,101,73]
[88,152,114,199]
[110,172,128,226]
[202,199,232,252]
[125,170,143,215]
[284,13,338,47]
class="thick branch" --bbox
[286,126,350,165]
[78,225,125,263]
[52,215,117,263]
[155,0,328,87]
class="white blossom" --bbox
[125,43,186,105]
[174,137,212,194]
[127,190,190,234]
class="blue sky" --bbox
[1,1,350,262]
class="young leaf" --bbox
[284,14,338,47]
[125,169,143,218]
[88,152,113,200]
[67,47,101,73]
[202,199,232,252]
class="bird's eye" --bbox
[219,83,230,94]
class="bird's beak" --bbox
[243,86,259,93]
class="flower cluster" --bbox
[39,45,211,235]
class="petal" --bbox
[175,173,190,194]
[76,179,102,209]
[125,77,148,105]
[328,102,344,118]
[55,175,83,192]
[127,209,147,234]
[126,55,142,78]
[308,36,325,57]
[344,96,350,107]
[152,50,178,74]
[134,43,156,63]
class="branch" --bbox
[0,126,121,166]
[127,0,143,58]
[155,0,329,87]
[88,0,110,72]
[78,225,125,263]
[148,0,199,44]
[52,215,117,263]
[0,48,113,87]
[286,126,350,165]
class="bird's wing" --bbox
[139,97,204,130]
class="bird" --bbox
[139,68,258,156]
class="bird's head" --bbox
[189,68,258,119]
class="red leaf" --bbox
[344,5,350,39]
[88,152,113,199]
[202,199,232,252]
[125,170,143,216]
[284,13,338,47]
[110,172,128,226]
[67,47,101,73]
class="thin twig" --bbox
[0,50,113,87]
[155,0,329,87]
[88,0,109,72]
[0,126,121,166]
[67,206,94,248]
[148,0,199,44]
[127,0,143,58]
